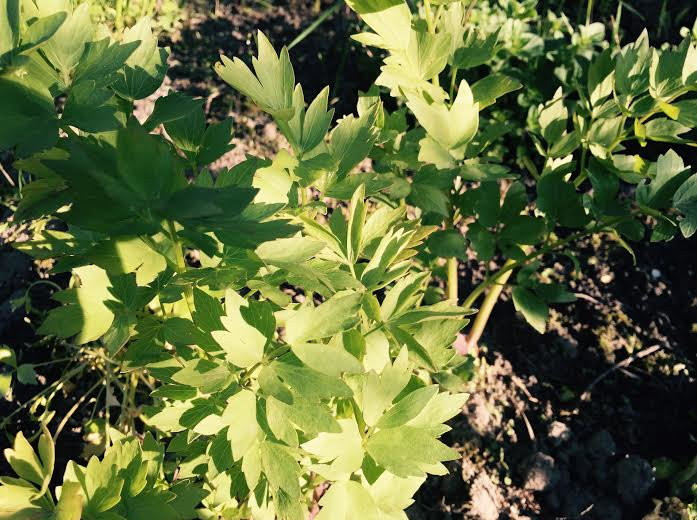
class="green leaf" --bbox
[376,385,438,429]
[346,0,411,50]
[260,441,301,498]
[327,107,379,180]
[471,73,522,110]
[223,389,261,460]
[644,118,691,143]
[112,17,169,100]
[316,480,381,520]
[39,266,115,344]
[675,99,697,127]
[302,418,364,479]
[283,85,334,155]
[406,80,478,154]
[215,31,295,120]
[54,481,83,520]
[452,27,499,69]
[499,216,545,245]
[4,431,45,485]
[285,292,362,344]
[673,175,697,238]
[539,87,568,144]
[143,92,203,131]
[192,288,224,333]
[426,229,467,259]
[37,1,94,82]
[0,0,20,58]
[262,359,353,401]
[0,76,58,156]
[511,286,548,334]
[637,149,692,209]
[615,30,650,97]
[171,359,231,393]
[408,181,450,216]
[16,364,37,385]
[537,173,589,228]
[255,236,325,265]
[291,342,363,376]
[365,425,457,477]
[588,48,614,107]
[211,290,267,368]
[347,184,367,263]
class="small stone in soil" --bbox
[522,452,560,492]
[547,421,572,446]
[586,430,616,459]
[615,455,655,506]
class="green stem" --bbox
[0,364,85,429]
[449,66,459,100]
[350,398,367,438]
[167,220,194,317]
[424,0,435,34]
[585,0,594,25]
[287,0,343,51]
[447,257,458,303]
[115,0,125,30]
[574,147,589,188]
[463,259,515,349]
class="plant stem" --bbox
[574,147,589,188]
[463,259,515,350]
[449,66,459,100]
[0,364,85,429]
[54,377,103,441]
[167,219,195,317]
[585,0,594,25]
[424,0,435,34]
[287,0,343,51]
[115,0,125,30]
[447,257,458,303]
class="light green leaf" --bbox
[212,290,266,368]
[365,425,458,477]
[4,431,45,485]
[327,107,379,180]
[255,236,325,265]
[291,342,363,376]
[37,1,94,82]
[260,441,301,499]
[376,385,438,429]
[215,31,295,120]
[302,418,364,479]
[285,292,362,344]
[346,0,411,50]
[316,480,381,520]
[38,265,114,344]
[54,481,83,520]
[406,79,478,153]
[223,389,261,460]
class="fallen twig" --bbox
[581,344,662,401]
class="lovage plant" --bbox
[346,0,697,349]
[1,1,473,519]
[1,0,697,518]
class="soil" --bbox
[1,1,696,518]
